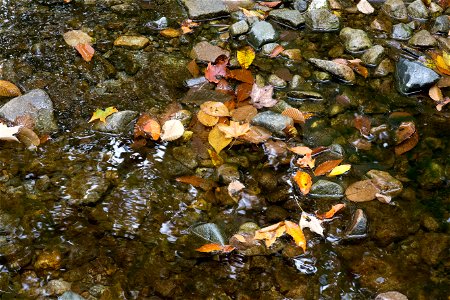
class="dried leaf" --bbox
[187,59,200,77]
[284,220,306,251]
[354,115,371,136]
[357,0,374,14]
[134,114,161,140]
[239,7,265,19]
[228,68,254,84]
[433,54,450,75]
[296,153,315,169]
[197,110,219,127]
[395,121,415,144]
[436,97,450,111]
[231,234,247,243]
[314,159,343,176]
[250,84,277,109]
[195,243,235,253]
[181,19,200,34]
[228,180,245,197]
[17,127,40,148]
[160,28,181,38]
[75,43,95,62]
[282,107,305,123]
[63,30,93,47]
[345,179,380,202]
[289,146,313,156]
[200,101,230,117]
[316,204,346,219]
[205,56,229,83]
[208,149,224,166]
[348,59,369,78]
[216,79,232,93]
[259,1,282,8]
[208,125,232,154]
[429,85,443,101]
[269,45,284,58]
[236,82,253,102]
[395,131,419,155]
[176,176,205,187]
[241,126,271,143]
[160,119,185,141]
[300,212,324,236]
[217,121,251,139]
[88,107,118,123]
[327,164,351,177]
[0,80,21,97]
[237,46,255,69]
[293,171,312,195]
[230,105,258,122]
[254,222,286,248]
[0,123,21,142]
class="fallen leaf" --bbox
[228,180,245,197]
[282,107,305,123]
[284,220,306,251]
[0,123,21,142]
[269,45,284,58]
[134,114,161,140]
[433,54,450,76]
[237,46,256,69]
[351,138,372,150]
[228,68,254,84]
[230,105,258,122]
[316,204,346,219]
[160,119,185,141]
[187,59,200,77]
[327,164,351,177]
[236,82,253,102]
[208,149,224,166]
[436,97,450,111]
[296,153,315,169]
[0,80,21,97]
[345,179,380,202]
[300,212,324,236]
[176,175,217,190]
[314,159,343,176]
[429,85,443,101]
[17,127,40,148]
[357,0,374,14]
[88,107,118,123]
[289,146,313,156]
[200,101,230,117]
[239,7,266,19]
[217,121,251,139]
[63,30,93,47]
[254,221,286,247]
[197,110,219,127]
[395,131,419,155]
[231,234,247,243]
[259,1,282,8]
[293,171,312,195]
[205,55,229,83]
[241,126,271,143]
[181,19,200,34]
[160,28,181,38]
[348,59,369,78]
[74,43,95,62]
[216,79,233,93]
[196,243,235,253]
[208,125,232,154]
[354,115,371,136]
[250,84,277,109]
[395,121,415,145]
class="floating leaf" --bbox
[250,84,277,109]
[327,164,351,176]
[289,146,313,156]
[230,105,258,122]
[241,126,271,143]
[228,180,245,197]
[0,80,21,97]
[314,159,343,176]
[236,82,253,102]
[345,179,379,202]
[357,0,374,14]
[237,46,255,69]
[196,243,235,253]
[160,119,185,141]
[293,171,312,195]
[228,68,254,84]
[282,107,305,123]
[217,121,251,139]
[269,45,284,58]
[88,107,118,123]
[316,204,346,219]
[74,43,95,62]
[433,54,450,76]
[0,123,21,142]
[300,212,324,236]
[208,125,232,154]
[200,101,230,117]
[429,85,443,101]
[284,220,306,251]
[197,110,219,127]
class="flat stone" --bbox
[229,20,249,36]
[181,0,228,20]
[361,45,385,66]
[0,89,57,134]
[269,9,305,28]
[395,57,440,95]
[339,27,372,53]
[382,0,408,21]
[191,41,230,62]
[391,23,413,40]
[308,58,355,82]
[305,9,340,32]
[309,179,344,199]
[251,111,293,135]
[345,209,368,239]
[408,30,437,47]
[93,110,138,134]
[375,291,408,300]
[407,0,429,19]
[248,21,279,48]
[308,0,329,10]
[113,35,149,50]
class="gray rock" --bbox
[375,291,408,300]
[408,30,437,47]
[93,110,138,134]
[429,2,443,15]
[339,27,372,53]
[289,75,303,90]
[184,76,208,88]
[306,9,340,32]
[391,23,413,40]
[191,41,230,62]
[345,209,368,239]
[431,15,450,34]
[361,45,385,66]
[374,58,395,77]
[248,21,279,48]
[217,164,240,184]
[251,111,293,135]
[0,89,57,134]
[395,57,440,95]
[407,0,429,19]
[309,179,344,199]
[45,280,71,296]
[181,0,229,20]
[58,291,86,300]
[269,9,306,28]
[382,0,408,21]
[261,43,280,55]
[191,223,226,245]
[308,58,355,82]
[294,0,308,12]
[268,74,287,88]
[229,20,249,36]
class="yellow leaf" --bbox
[208,149,224,166]
[429,85,444,102]
[160,28,182,38]
[284,220,306,252]
[217,121,250,139]
[254,221,286,248]
[327,164,351,177]
[434,55,450,75]
[197,110,219,127]
[443,51,450,67]
[293,171,312,195]
[0,80,21,97]
[237,46,255,69]
[200,101,230,117]
[208,125,232,154]
[88,107,118,123]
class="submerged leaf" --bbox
[75,43,95,62]
[250,84,277,109]
[237,46,255,69]
[316,204,346,219]
[284,220,306,251]
[89,107,118,123]
[345,179,379,202]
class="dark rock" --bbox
[407,0,429,19]
[266,205,288,222]
[408,30,437,47]
[111,3,139,15]
[309,180,344,199]
[361,45,385,66]
[391,23,413,40]
[395,57,440,95]
[93,110,138,134]
[269,9,305,28]
[431,15,450,34]
[191,41,230,62]
[248,21,279,48]
[172,146,198,169]
[251,111,293,135]
[181,0,229,20]
[308,58,355,82]
[65,173,111,205]
[305,9,340,32]
[419,233,450,265]
[0,89,57,134]
[216,164,240,184]
[109,49,141,75]
[366,169,403,199]
[382,0,408,21]
[229,20,249,36]
[375,291,408,300]
[345,209,368,239]
[340,27,372,53]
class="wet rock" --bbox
[391,23,413,40]
[419,233,450,265]
[421,215,440,231]
[65,173,110,205]
[375,291,408,300]
[289,75,303,89]
[261,42,280,55]
[286,90,323,103]
[181,88,234,105]
[382,0,408,21]
[251,111,293,135]
[407,0,429,19]
[248,21,279,48]
[113,36,149,50]
[217,164,240,184]
[181,0,229,20]
[374,58,395,77]
[308,58,355,82]
[184,76,208,88]
[281,49,302,61]
[340,27,372,53]
[345,209,368,239]
[268,74,287,88]
[294,0,308,12]
[309,180,344,199]
[361,45,385,66]
[266,205,288,222]
[305,9,340,32]
[352,255,402,291]
[108,49,140,75]
[419,161,444,188]
[111,3,139,15]
[191,41,230,62]
[0,89,57,134]
[45,279,72,296]
[395,57,440,95]
[239,222,260,234]
[35,249,62,271]
[431,15,450,34]
[229,20,249,36]
[308,0,329,10]
[408,30,437,47]
[269,9,305,28]
[255,171,278,191]
[173,146,198,169]
[58,291,86,300]
[93,110,138,134]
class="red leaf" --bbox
[205,55,229,83]
[236,82,253,102]
[354,115,371,136]
[75,43,95,62]
[228,69,254,84]
[314,159,343,176]
[269,45,284,58]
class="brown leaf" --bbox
[134,114,161,140]
[228,69,254,84]
[200,101,230,117]
[284,220,306,252]
[187,59,200,77]
[314,159,343,176]
[75,43,95,62]
[250,83,277,109]
[395,131,419,155]
[289,146,312,156]
[345,179,380,202]
[241,126,271,143]
[18,127,40,148]
[0,80,21,97]
[269,45,285,58]
[230,105,258,122]
[216,79,233,93]
[236,82,253,102]
[293,171,312,195]
[217,121,251,139]
[354,115,371,136]
[160,28,181,38]
[197,110,219,127]
[429,85,443,102]
[259,1,282,8]
[282,107,305,123]
[316,203,346,219]
[395,121,415,144]
[348,59,369,78]
[205,56,229,83]
[176,175,217,190]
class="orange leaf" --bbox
[195,243,234,253]
[314,159,343,176]
[316,203,346,219]
[254,222,286,248]
[0,80,21,97]
[429,85,443,101]
[241,126,271,143]
[433,55,450,76]
[230,105,258,122]
[75,43,95,62]
[269,45,284,58]
[282,107,305,123]
[284,220,306,252]
[296,153,315,169]
[187,59,200,77]
[197,110,219,127]
[228,69,254,84]
[289,146,312,156]
[176,175,206,187]
[293,171,312,195]
[236,82,253,102]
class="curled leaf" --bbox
[284,220,306,251]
